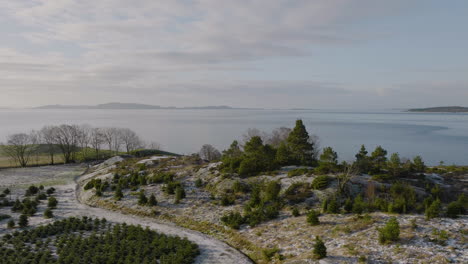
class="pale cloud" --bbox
[0,0,464,108]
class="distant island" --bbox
[34,103,241,110]
[407,106,468,113]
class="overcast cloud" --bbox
[0,0,467,108]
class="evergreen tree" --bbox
[307,210,320,226]
[221,140,243,173]
[355,145,370,173]
[148,194,158,206]
[378,217,400,244]
[114,186,124,201]
[44,208,54,219]
[412,156,426,173]
[287,120,315,166]
[344,197,353,213]
[313,236,327,259]
[370,146,387,173]
[317,147,338,173]
[138,191,148,205]
[425,199,441,220]
[175,186,185,204]
[7,219,14,228]
[326,198,340,214]
[275,142,291,166]
[19,214,28,228]
[292,207,300,217]
[387,153,402,178]
[47,196,58,208]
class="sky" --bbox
[0,0,467,109]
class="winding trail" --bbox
[56,170,253,264]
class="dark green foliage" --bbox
[194,178,203,188]
[138,191,148,205]
[220,211,244,229]
[316,147,338,173]
[114,186,123,201]
[344,197,353,213]
[47,196,58,208]
[175,186,186,204]
[262,247,280,262]
[46,187,55,195]
[352,195,365,214]
[220,194,236,206]
[21,198,38,216]
[311,175,330,190]
[387,153,402,178]
[25,185,39,196]
[148,194,158,206]
[370,146,387,174]
[287,168,310,177]
[326,198,340,214]
[0,216,199,264]
[232,180,248,193]
[292,207,300,217]
[3,188,10,195]
[36,193,47,200]
[263,181,281,202]
[18,214,28,228]
[275,142,292,166]
[163,181,182,195]
[307,210,320,225]
[387,182,416,213]
[354,145,370,174]
[378,217,400,244]
[287,120,315,166]
[446,194,467,218]
[0,214,11,221]
[44,208,53,219]
[313,236,327,259]
[425,199,441,220]
[238,136,277,177]
[412,156,426,173]
[7,219,15,228]
[283,182,311,204]
[221,140,243,173]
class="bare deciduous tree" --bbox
[199,144,221,161]
[146,141,162,150]
[90,128,104,159]
[119,128,143,153]
[40,126,57,164]
[101,127,119,154]
[1,133,36,167]
[52,124,79,163]
[265,127,291,147]
[337,162,359,196]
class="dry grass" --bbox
[0,155,64,168]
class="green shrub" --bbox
[220,211,244,229]
[175,186,185,204]
[313,236,327,259]
[344,197,353,213]
[292,207,300,217]
[220,194,236,206]
[148,194,158,206]
[262,247,280,261]
[378,217,400,244]
[0,214,11,221]
[18,214,28,228]
[352,195,365,214]
[44,208,54,219]
[7,219,14,228]
[194,178,203,188]
[311,175,330,190]
[287,168,311,177]
[283,182,311,203]
[307,210,320,226]
[326,199,340,214]
[138,191,148,205]
[425,199,441,220]
[114,186,124,201]
[47,196,58,208]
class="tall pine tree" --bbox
[287,120,315,166]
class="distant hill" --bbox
[34,103,236,110]
[407,106,468,113]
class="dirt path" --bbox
[69,175,252,264]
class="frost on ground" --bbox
[0,163,252,264]
[79,157,467,264]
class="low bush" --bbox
[220,211,244,229]
[311,175,330,190]
[378,217,400,244]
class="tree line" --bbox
[0,124,160,167]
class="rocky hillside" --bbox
[80,155,467,264]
